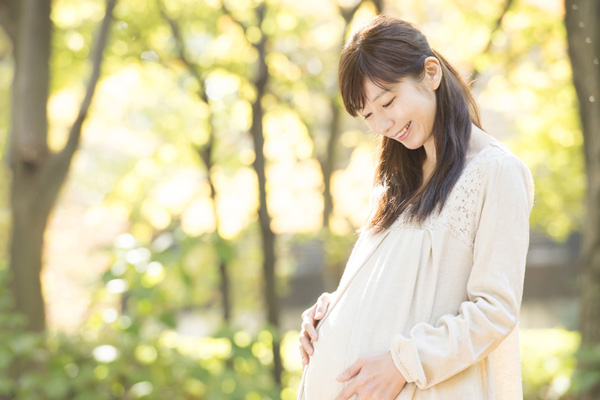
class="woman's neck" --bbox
[422,123,494,183]
[423,137,436,166]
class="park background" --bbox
[1,0,598,399]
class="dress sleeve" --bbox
[389,153,535,390]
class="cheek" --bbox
[415,96,436,123]
[427,93,437,112]
[365,120,376,132]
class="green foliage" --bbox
[488,2,584,241]
[569,343,600,396]
[521,328,580,400]
[50,0,106,94]
[0,264,290,400]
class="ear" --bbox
[423,56,442,91]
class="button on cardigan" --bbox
[298,140,535,399]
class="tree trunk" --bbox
[565,1,600,399]
[9,0,52,332]
[10,182,49,332]
[321,103,339,228]
[250,3,282,385]
[202,138,233,324]
[6,0,116,333]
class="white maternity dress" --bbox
[298,137,534,400]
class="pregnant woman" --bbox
[297,16,534,400]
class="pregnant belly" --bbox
[302,304,354,399]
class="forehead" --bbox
[363,79,387,100]
[361,78,399,108]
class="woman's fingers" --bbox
[302,317,319,341]
[301,304,315,320]
[299,333,314,356]
[299,292,334,367]
[299,343,310,366]
[315,292,331,319]
[337,357,365,382]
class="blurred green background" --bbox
[0,0,596,399]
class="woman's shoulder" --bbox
[434,138,534,247]
[466,138,533,186]
[466,126,531,174]
[466,139,535,212]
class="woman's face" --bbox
[358,57,442,157]
[359,76,437,152]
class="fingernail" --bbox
[315,311,322,318]
[336,372,345,381]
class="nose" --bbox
[376,116,394,136]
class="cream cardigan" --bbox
[298,139,534,399]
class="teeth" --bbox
[399,121,411,135]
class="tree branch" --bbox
[156,0,213,168]
[371,0,384,14]
[469,0,514,86]
[339,2,363,35]
[52,0,117,178]
[156,0,208,104]
[157,0,222,231]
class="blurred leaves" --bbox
[0,264,285,399]
[521,328,580,400]
[570,344,600,396]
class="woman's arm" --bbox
[389,154,534,390]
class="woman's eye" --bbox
[383,98,395,108]
[363,113,372,120]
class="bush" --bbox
[0,264,293,399]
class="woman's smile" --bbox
[394,121,412,141]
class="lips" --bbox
[395,121,411,140]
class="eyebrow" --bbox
[359,88,390,118]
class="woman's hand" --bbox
[299,292,332,368]
[334,352,407,400]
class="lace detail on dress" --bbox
[388,143,509,248]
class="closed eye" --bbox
[362,97,394,119]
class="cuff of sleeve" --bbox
[390,334,425,389]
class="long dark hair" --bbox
[338,16,483,233]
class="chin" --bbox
[398,140,421,150]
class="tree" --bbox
[0,0,117,332]
[243,3,283,384]
[565,0,600,398]
[157,1,234,324]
